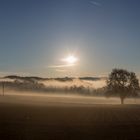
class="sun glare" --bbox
[62,55,78,64]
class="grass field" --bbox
[0,93,140,140]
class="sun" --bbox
[62,55,78,64]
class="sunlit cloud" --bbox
[55,69,67,72]
[48,54,79,75]
[90,0,102,7]
[48,64,75,68]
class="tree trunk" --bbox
[120,97,124,105]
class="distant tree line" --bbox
[0,78,105,96]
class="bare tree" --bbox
[106,69,140,104]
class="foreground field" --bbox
[0,94,140,140]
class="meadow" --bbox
[0,93,140,140]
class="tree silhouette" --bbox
[106,68,140,104]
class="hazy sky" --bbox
[0,0,140,77]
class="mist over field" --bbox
[0,92,139,106]
[0,76,106,88]
[41,78,106,89]
[0,76,138,106]
[0,76,107,97]
[0,74,140,140]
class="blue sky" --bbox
[0,0,140,77]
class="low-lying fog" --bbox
[0,77,139,105]
[0,91,139,106]
[41,79,106,89]
[0,77,107,96]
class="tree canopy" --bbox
[106,69,140,104]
